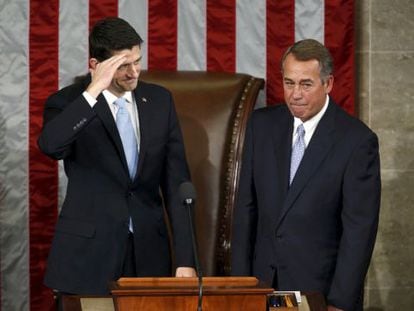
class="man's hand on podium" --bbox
[175,267,197,277]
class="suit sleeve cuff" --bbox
[82,91,97,108]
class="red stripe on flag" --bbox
[89,0,119,31]
[148,0,177,70]
[206,0,236,72]
[266,0,295,105]
[29,0,59,309]
[325,0,355,115]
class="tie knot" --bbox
[297,124,305,136]
[114,97,127,109]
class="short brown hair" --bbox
[89,17,143,62]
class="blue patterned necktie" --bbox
[290,124,306,185]
[114,97,138,179]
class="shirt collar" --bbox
[293,95,330,134]
[103,90,133,105]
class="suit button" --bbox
[126,191,133,197]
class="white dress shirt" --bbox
[83,90,141,147]
[291,95,330,147]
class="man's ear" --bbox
[325,75,334,94]
[89,58,99,69]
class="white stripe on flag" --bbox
[58,0,89,208]
[236,0,266,78]
[236,0,267,108]
[295,0,325,43]
[0,1,30,310]
[177,0,206,70]
[59,0,89,89]
[120,0,149,70]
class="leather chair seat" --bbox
[140,70,264,275]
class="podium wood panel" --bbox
[60,292,326,311]
[116,276,259,287]
[111,277,273,311]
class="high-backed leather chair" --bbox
[140,71,264,276]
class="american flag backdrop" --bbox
[0,0,354,310]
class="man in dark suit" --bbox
[38,17,196,295]
[231,39,381,311]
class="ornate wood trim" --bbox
[216,76,265,275]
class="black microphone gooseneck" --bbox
[179,182,203,311]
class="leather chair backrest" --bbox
[140,70,264,275]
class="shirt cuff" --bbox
[82,91,97,107]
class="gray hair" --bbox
[281,39,334,83]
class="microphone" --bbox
[179,181,203,311]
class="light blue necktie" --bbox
[114,97,138,179]
[290,124,305,185]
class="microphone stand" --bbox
[185,198,203,311]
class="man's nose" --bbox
[292,84,302,98]
[127,64,139,77]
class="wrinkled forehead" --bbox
[283,55,321,77]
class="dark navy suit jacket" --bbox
[231,100,381,310]
[38,76,193,294]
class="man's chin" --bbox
[122,82,138,91]
[289,105,307,118]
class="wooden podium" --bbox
[110,276,274,311]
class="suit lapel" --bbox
[275,101,337,229]
[93,84,151,182]
[263,109,293,227]
[80,74,136,179]
[133,85,149,180]
[94,94,131,177]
